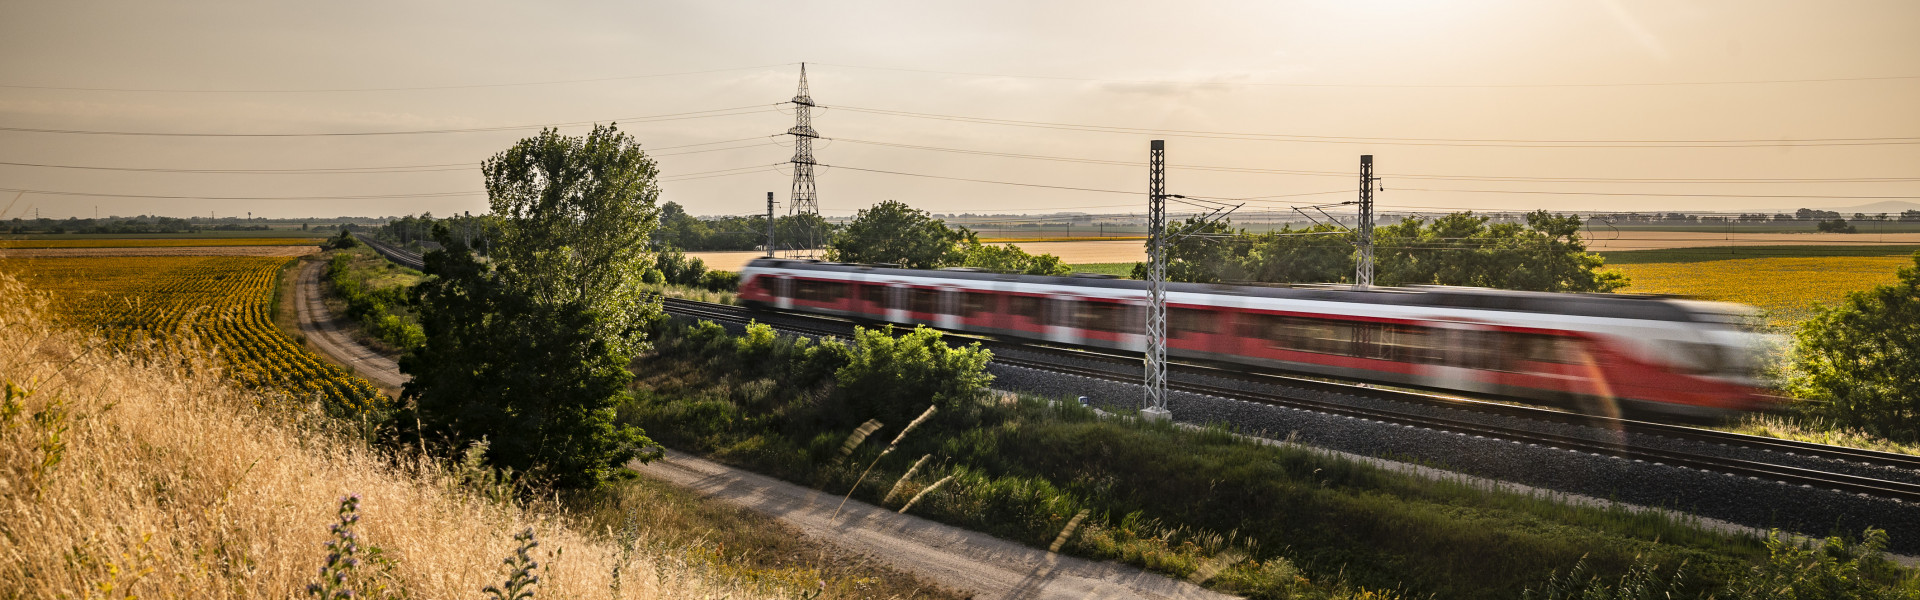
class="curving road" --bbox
[293,259,408,389]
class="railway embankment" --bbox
[626,313,1920,599]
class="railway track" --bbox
[658,297,1920,503]
[356,235,426,270]
[354,240,1920,503]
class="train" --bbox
[736,258,1781,420]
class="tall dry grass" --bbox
[0,274,791,599]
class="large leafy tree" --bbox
[1790,252,1920,441]
[403,125,661,489]
[825,200,969,268]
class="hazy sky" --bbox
[1,0,1916,220]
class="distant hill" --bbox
[1821,200,1920,215]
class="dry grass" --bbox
[1720,414,1920,456]
[0,275,804,600]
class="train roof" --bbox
[744,259,1719,323]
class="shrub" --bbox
[1789,252,1920,442]
[834,326,992,426]
[702,270,740,292]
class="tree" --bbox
[825,200,968,268]
[1817,219,1857,234]
[402,125,661,489]
[952,239,1071,275]
[1789,252,1920,442]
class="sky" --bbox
[0,0,1916,220]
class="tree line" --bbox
[1135,210,1626,293]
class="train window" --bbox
[963,292,998,316]
[1170,308,1218,336]
[861,285,890,308]
[773,277,792,298]
[1070,300,1138,333]
[1262,315,1357,356]
[1509,334,1579,365]
[1373,324,1440,364]
[909,288,940,314]
[793,280,847,303]
[1009,295,1043,321]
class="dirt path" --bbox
[632,453,1236,600]
[293,260,408,388]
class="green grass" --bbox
[1599,245,1920,265]
[620,321,1819,600]
[1068,262,1137,277]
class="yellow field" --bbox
[0,237,315,249]
[2,255,385,411]
[1613,256,1909,325]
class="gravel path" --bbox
[294,259,409,388]
[633,452,1237,600]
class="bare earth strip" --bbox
[0,246,319,258]
[632,453,1234,600]
[293,259,408,388]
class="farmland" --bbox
[0,237,320,249]
[1,254,385,412]
[1606,246,1920,326]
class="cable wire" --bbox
[0,105,780,137]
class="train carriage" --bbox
[737,259,1779,421]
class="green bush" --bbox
[833,326,993,427]
[1789,252,1920,442]
[325,252,425,351]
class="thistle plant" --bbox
[835,405,935,522]
[306,495,363,599]
[483,528,541,600]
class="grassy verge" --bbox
[621,319,1919,599]
[646,282,738,305]
[322,246,426,355]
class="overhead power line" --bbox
[0,135,781,174]
[831,137,1920,183]
[812,62,1920,89]
[830,105,1920,147]
[0,64,798,93]
[1394,187,1920,199]
[0,105,780,137]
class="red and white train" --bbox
[738,259,1780,420]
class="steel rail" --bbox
[656,298,1920,502]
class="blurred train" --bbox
[737,259,1781,420]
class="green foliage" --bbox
[1789,252,1920,442]
[320,230,359,250]
[622,322,1835,600]
[1146,211,1627,292]
[834,326,993,426]
[952,239,1073,275]
[1526,529,1920,599]
[825,200,970,268]
[1817,219,1858,234]
[403,125,661,489]
[483,125,660,353]
[325,251,425,351]
[650,200,839,252]
[482,529,542,600]
[306,495,364,599]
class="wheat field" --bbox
[0,275,800,599]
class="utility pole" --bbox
[787,64,820,258]
[1141,140,1240,421]
[1355,155,1377,290]
[765,192,777,258]
[1143,140,1172,422]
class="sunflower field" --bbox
[1612,255,1912,326]
[3,255,386,413]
